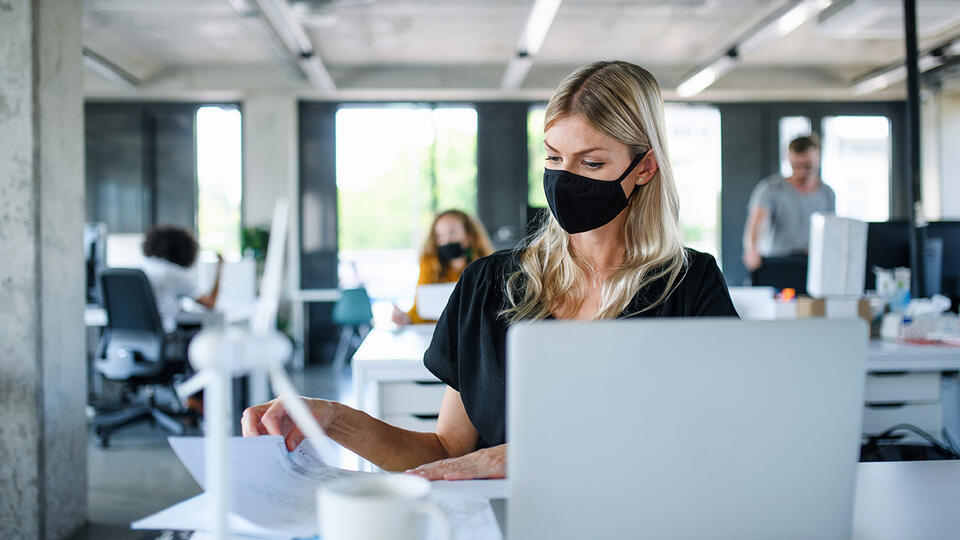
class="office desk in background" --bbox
[289,288,343,370]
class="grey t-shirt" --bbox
[747,174,836,257]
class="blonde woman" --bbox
[391,209,494,326]
[242,61,738,480]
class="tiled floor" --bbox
[71,364,351,539]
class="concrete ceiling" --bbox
[82,0,960,101]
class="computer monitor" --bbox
[752,255,808,294]
[927,221,960,306]
[865,221,911,292]
[84,222,107,304]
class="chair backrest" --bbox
[332,287,374,326]
[99,268,165,335]
[96,268,166,377]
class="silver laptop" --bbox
[506,318,866,540]
[414,282,457,320]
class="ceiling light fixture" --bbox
[676,0,833,98]
[82,48,141,89]
[501,0,562,90]
[245,0,336,91]
[852,37,960,95]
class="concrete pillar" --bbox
[241,92,300,293]
[0,1,87,539]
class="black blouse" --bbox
[423,248,739,449]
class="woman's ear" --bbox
[636,151,659,185]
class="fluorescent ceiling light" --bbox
[82,48,141,89]
[256,0,315,54]
[676,55,737,98]
[518,0,562,56]
[676,0,832,97]
[301,54,336,92]
[739,0,832,54]
[249,0,336,91]
[852,36,959,95]
[501,0,562,90]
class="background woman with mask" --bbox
[391,209,494,326]
[243,61,738,480]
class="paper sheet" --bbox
[134,435,507,539]
[167,436,364,536]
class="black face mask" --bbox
[437,242,465,262]
[543,151,648,234]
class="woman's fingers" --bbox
[242,398,337,452]
[406,457,462,481]
[258,399,292,437]
[240,403,269,437]
[406,445,507,481]
[284,430,305,452]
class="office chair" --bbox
[331,287,374,371]
[90,268,192,447]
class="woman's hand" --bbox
[405,444,506,481]
[391,305,412,326]
[241,397,339,451]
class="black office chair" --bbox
[90,268,193,447]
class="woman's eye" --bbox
[583,161,604,169]
[546,156,561,163]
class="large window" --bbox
[777,114,891,222]
[196,106,242,257]
[526,104,723,258]
[336,106,478,310]
[821,116,891,221]
[779,116,813,178]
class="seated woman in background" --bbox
[141,225,223,333]
[391,209,494,326]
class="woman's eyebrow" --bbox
[543,140,608,156]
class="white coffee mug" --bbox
[318,474,450,540]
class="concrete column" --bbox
[242,93,300,293]
[0,1,87,539]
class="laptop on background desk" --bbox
[505,319,867,540]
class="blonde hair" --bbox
[420,209,494,281]
[502,61,687,322]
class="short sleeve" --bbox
[422,254,501,392]
[748,179,775,213]
[826,185,837,212]
[692,253,740,317]
[170,264,199,298]
[422,277,465,390]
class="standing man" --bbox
[742,135,836,272]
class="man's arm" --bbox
[742,205,769,272]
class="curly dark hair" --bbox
[142,225,199,268]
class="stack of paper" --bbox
[132,436,507,539]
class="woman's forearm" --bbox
[325,402,454,471]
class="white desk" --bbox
[352,325,437,419]
[290,288,343,371]
[867,340,960,372]
[853,460,960,539]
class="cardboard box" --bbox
[797,296,871,321]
